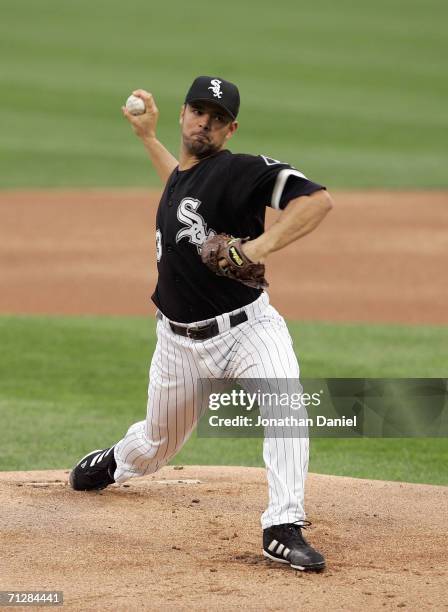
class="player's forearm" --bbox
[142,136,179,184]
[122,89,179,185]
[246,190,333,262]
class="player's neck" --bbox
[178,153,200,171]
[178,147,224,171]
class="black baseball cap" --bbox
[184,76,240,119]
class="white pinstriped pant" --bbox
[113,292,309,529]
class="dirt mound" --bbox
[1,190,447,323]
[1,466,446,610]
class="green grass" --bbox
[0,315,447,484]
[172,436,448,486]
[1,0,447,188]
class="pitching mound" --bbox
[1,467,446,610]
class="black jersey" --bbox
[151,150,325,323]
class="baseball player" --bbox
[69,76,333,571]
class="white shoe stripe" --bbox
[276,543,285,555]
[263,549,289,565]
[283,547,290,559]
[268,539,278,552]
[76,449,103,468]
[90,453,102,467]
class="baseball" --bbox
[125,94,146,116]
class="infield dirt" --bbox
[1,466,447,611]
[1,190,447,323]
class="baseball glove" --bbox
[201,234,268,290]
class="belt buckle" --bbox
[186,325,199,338]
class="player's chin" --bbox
[185,138,219,159]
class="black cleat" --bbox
[69,447,117,491]
[263,521,325,571]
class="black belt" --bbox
[165,310,248,341]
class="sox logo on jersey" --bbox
[175,197,216,252]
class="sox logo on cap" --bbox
[208,79,223,99]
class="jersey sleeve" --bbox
[229,154,325,210]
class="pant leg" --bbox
[233,305,309,529]
[113,320,203,483]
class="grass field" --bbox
[1,314,446,484]
[1,0,447,189]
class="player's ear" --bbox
[225,120,238,141]
[179,104,186,125]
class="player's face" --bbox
[180,103,238,159]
